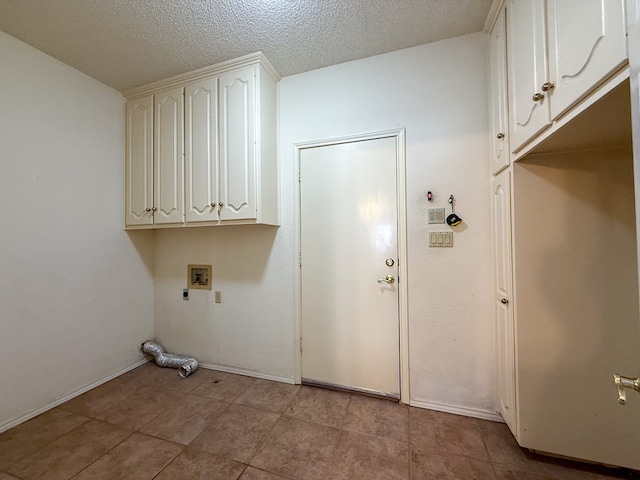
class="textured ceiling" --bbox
[0,0,493,92]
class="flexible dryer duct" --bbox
[141,340,198,378]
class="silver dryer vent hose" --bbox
[141,340,198,378]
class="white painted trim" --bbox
[124,51,281,99]
[410,398,505,423]
[292,128,410,404]
[198,363,295,384]
[484,0,505,34]
[0,358,149,434]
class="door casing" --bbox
[293,128,409,403]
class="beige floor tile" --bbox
[343,395,409,443]
[7,420,131,480]
[250,415,344,480]
[235,379,300,413]
[284,385,351,428]
[410,408,490,462]
[334,430,409,480]
[0,408,90,469]
[94,385,182,430]
[60,376,148,418]
[0,473,21,480]
[411,451,496,480]
[71,432,182,480]
[126,363,215,394]
[239,467,291,479]
[190,404,280,463]
[139,394,229,445]
[154,448,246,480]
[191,371,256,402]
[481,422,542,471]
[493,464,555,480]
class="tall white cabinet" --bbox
[491,169,515,433]
[125,53,280,229]
[489,0,640,471]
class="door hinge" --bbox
[299,337,303,353]
[299,252,302,268]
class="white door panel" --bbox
[547,0,627,120]
[300,136,399,396]
[185,77,218,223]
[125,95,154,226]
[154,86,184,224]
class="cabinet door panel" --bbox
[185,78,218,223]
[548,0,627,120]
[507,0,551,152]
[490,8,510,175]
[154,86,184,224]
[492,170,516,433]
[219,66,256,221]
[125,96,154,226]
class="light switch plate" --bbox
[429,231,453,247]
[428,208,446,224]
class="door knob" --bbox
[501,298,509,305]
[377,275,395,284]
[614,374,640,405]
[532,92,544,102]
[541,82,555,92]
[496,132,505,139]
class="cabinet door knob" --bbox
[541,82,555,92]
[532,92,544,102]
[210,203,216,208]
[496,132,505,139]
[152,207,157,212]
[145,208,151,212]
[219,202,223,208]
[501,298,509,305]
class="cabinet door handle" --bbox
[151,207,157,212]
[210,203,216,208]
[219,202,223,208]
[496,132,505,139]
[501,298,509,304]
[532,92,544,102]
[541,82,555,92]
[145,208,151,212]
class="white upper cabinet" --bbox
[154,86,184,225]
[124,53,279,229]
[219,66,257,222]
[547,0,627,120]
[125,95,154,227]
[489,7,511,175]
[507,0,627,153]
[507,0,550,153]
[185,77,218,223]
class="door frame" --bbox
[293,128,409,404]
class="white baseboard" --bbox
[0,358,149,434]
[410,398,505,423]
[198,362,294,385]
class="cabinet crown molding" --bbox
[124,51,280,99]
[484,0,506,34]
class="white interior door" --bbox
[300,136,400,397]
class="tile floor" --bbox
[1,363,638,480]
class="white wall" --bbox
[280,33,493,414]
[0,32,155,430]
[154,32,494,415]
